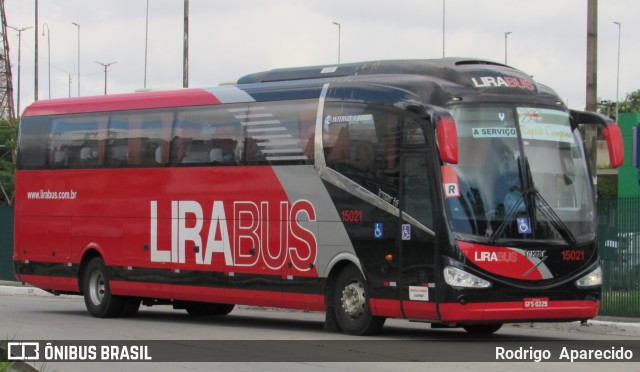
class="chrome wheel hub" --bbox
[89,270,105,305]
[341,281,365,318]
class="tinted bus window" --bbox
[402,155,433,227]
[401,117,433,227]
[323,103,400,197]
[17,117,50,170]
[171,105,244,166]
[242,101,316,165]
[49,115,108,168]
[109,111,173,167]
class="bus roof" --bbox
[238,58,512,84]
[238,58,562,105]
[23,58,562,118]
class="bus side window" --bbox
[241,101,316,165]
[49,115,107,169]
[325,123,349,164]
[17,116,50,170]
[323,103,400,197]
[171,106,243,166]
[402,155,433,228]
[121,111,172,168]
[106,115,130,167]
[401,118,432,227]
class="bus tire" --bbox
[82,257,124,318]
[119,298,141,318]
[334,265,385,335]
[462,324,503,334]
[185,302,235,316]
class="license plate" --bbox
[524,297,549,308]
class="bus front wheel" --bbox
[82,257,124,318]
[333,265,385,335]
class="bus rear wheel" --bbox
[119,297,141,318]
[333,265,385,335]
[462,324,503,334]
[82,257,124,318]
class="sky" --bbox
[3,0,638,115]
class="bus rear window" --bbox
[17,117,49,170]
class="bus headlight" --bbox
[575,266,602,288]
[443,266,491,288]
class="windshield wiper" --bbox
[533,189,577,245]
[488,187,577,245]
[488,187,532,244]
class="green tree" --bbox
[0,120,17,205]
[619,89,640,114]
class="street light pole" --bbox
[183,0,189,88]
[95,61,116,95]
[34,0,39,101]
[332,22,341,63]
[614,21,621,120]
[72,22,80,96]
[8,25,32,117]
[442,0,445,57]
[504,31,512,64]
[144,0,149,89]
[42,23,50,98]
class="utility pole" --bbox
[144,0,149,89]
[42,23,50,98]
[8,25,32,117]
[614,21,621,120]
[34,0,38,101]
[585,0,598,188]
[183,0,188,88]
[95,61,116,95]
[442,0,445,57]
[72,22,80,96]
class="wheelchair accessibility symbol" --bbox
[517,218,532,234]
[401,224,411,241]
[374,223,384,239]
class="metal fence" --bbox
[0,206,14,281]
[599,196,640,317]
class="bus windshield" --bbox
[445,105,595,245]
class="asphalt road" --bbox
[1,293,638,371]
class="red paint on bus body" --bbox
[22,88,222,117]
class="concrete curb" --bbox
[2,284,638,337]
[0,285,53,297]
[512,319,640,337]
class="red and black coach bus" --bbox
[14,59,624,335]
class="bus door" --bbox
[398,151,438,320]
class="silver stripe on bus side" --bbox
[261,148,304,154]
[313,83,435,237]
[204,86,256,103]
[247,127,286,133]
[313,84,330,168]
[266,155,308,161]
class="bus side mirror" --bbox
[602,123,624,168]
[436,115,458,164]
[569,109,624,169]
